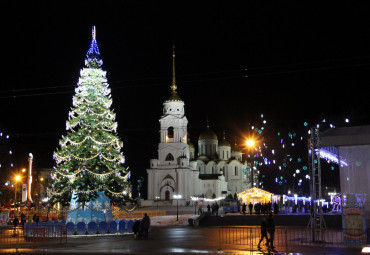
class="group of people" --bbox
[257,214,275,250]
[206,202,219,216]
[132,213,151,239]
[12,213,40,230]
[242,202,279,215]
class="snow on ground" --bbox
[150,214,199,226]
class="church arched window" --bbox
[167,127,174,138]
[165,153,174,161]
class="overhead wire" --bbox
[2,55,370,99]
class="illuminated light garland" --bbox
[40,204,82,213]
[50,26,131,207]
[55,151,122,162]
[316,148,348,166]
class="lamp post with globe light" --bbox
[246,139,255,188]
[173,194,182,221]
[14,175,21,214]
[155,196,160,207]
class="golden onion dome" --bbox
[219,139,230,147]
[219,131,230,147]
[165,91,183,102]
[231,146,242,152]
[199,127,218,140]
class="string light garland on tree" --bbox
[49,26,131,208]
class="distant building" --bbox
[146,47,257,205]
[321,125,370,227]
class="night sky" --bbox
[1,2,370,198]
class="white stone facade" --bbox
[146,49,257,205]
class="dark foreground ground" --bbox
[0,225,365,255]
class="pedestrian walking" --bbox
[20,212,26,228]
[211,203,215,215]
[257,218,268,249]
[141,213,150,239]
[267,214,275,249]
[198,202,203,215]
[207,204,211,212]
[242,203,246,214]
[215,202,219,216]
[248,202,253,215]
[13,216,19,235]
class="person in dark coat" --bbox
[248,202,253,215]
[141,213,150,239]
[20,213,26,228]
[13,217,19,228]
[257,218,268,249]
[267,214,275,249]
[132,220,141,239]
[242,203,246,214]
[215,203,219,216]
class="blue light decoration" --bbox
[67,191,113,224]
[317,148,348,166]
[85,26,103,68]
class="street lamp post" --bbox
[173,194,182,221]
[14,175,21,212]
[155,196,160,207]
[246,139,255,188]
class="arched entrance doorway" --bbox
[165,190,170,201]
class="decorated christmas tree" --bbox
[49,26,131,223]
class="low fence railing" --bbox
[0,225,67,249]
[218,226,366,252]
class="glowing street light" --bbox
[246,139,256,187]
[14,175,21,211]
[246,139,255,147]
[155,196,160,207]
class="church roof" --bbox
[165,91,183,102]
[219,131,230,147]
[199,128,218,140]
[199,121,218,140]
[199,174,222,180]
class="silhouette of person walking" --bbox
[257,218,268,249]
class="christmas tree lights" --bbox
[49,26,131,209]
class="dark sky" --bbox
[1,2,370,196]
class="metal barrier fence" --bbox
[0,225,67,249]
[218,226,366,253]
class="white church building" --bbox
[146,47,257,205]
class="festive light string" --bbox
[49,27,132,208]
[54,151,123,162]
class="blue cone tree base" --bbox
[67,191,113,224]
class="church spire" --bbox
[85,26,103,68]
[171,45,177,94]
[165,45,182,102]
